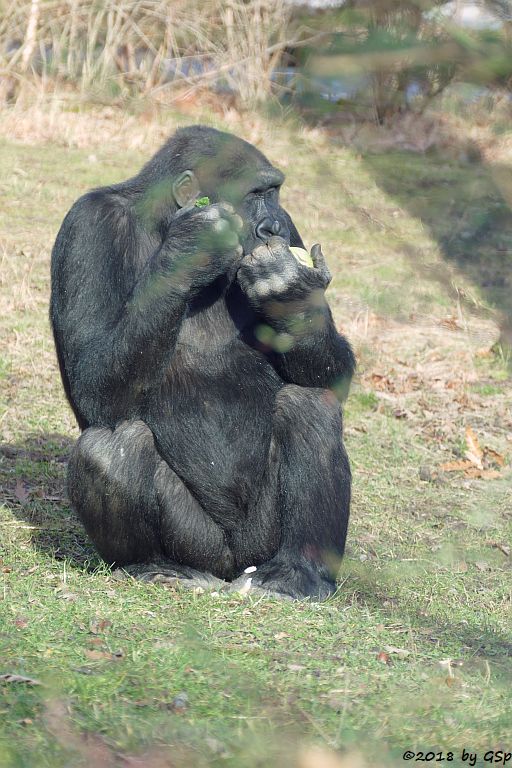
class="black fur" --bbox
[50,125,355,600]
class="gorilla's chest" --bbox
[146,328,282,518]
[163,339,279,435]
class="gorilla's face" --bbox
[237,181,291,256]
[193,149,293,256]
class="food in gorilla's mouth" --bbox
[290,246,313,267]
[195,196,210,207]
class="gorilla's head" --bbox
[138,125,304,254]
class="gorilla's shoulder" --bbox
[69,186,131,223]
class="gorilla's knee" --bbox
[70,420,155,479]
[68,421,162,565]
[274,385,342,444]
[70,426,111,477]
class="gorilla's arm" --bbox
[237,238,355,398]
[51,193,241,426]
[269,307,355,397]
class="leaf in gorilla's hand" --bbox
[195,196,210,208]
[290,246,313,267]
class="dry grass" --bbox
[0,103,511,765]
[0,86,285,150]
[0,0,296,105]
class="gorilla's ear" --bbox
[281,208,305,249]
[173,171,201,208]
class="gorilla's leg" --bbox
[232,385,350,600]
[68,420,233,586]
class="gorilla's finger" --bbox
[266,235,289,253]
[222,211,244,232]
[218,201,235,214]
[311,243,331,285]
[213,218,231,234]
[231,214,244,232]
[214,207,243,236]
[310,243,324,268]
[252,244,285,268]
[221,230,240,249]
[251,243,272,260]
[200,205,222,221]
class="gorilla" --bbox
[50,125,355,600]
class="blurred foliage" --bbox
[1,0,512,114]
[0,0,293,104]
[291,1,512,123]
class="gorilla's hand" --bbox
[237,236,331,306]
[161,203,243,293]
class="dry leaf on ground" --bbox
[439,428,506,479]
[84,649,123,661]
[297,745,365,768]
[0,673,42,685]
[440,460,474,472]
[464,468,501,479]
[90,618,112,634]
[489,542,510,556]
[383,645,411,659]
[14,479,31,505]
[484,447,505,467]
[465,426,483,469]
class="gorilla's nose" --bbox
[256,217,281,241]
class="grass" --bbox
[0,104,511,768]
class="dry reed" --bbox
[0,0,296,105]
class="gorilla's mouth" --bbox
[243,233,290,258]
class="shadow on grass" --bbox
[360,138,512,348]
[339,561,512,671]
[0,433,99,568]
[2,435,511,678]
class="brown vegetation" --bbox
[0,0,298,104]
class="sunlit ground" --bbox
[0,101,511,767]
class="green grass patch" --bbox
[0,117,511,767]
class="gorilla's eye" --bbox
[246,186,279,203]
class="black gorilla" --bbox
[50,125,355,600]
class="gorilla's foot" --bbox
[115,560,228,592]
[230,558,336,601]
